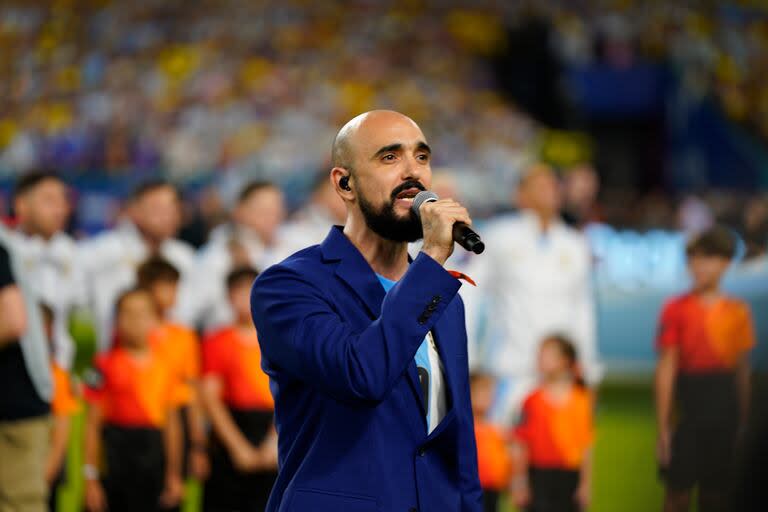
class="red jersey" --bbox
[202,326,274,411]
[656,293,755,372]
[513,386,594,470]
[84,347,187,428]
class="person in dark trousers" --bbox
[511,336,594,512]
[201,267,278,511]
[137,257,209,482]
[0,235,52,512]
[656,226,755,512]
[82,288,185,512]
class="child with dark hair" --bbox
[470,372,513,512]
[40,303,80,512]
[82,288,186,512]
[137,256,209,481]
[656,226,755,512]
[511,335,594,512]
[201,266,277,511]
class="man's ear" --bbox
[331,167,354,199]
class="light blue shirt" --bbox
[377,274,446,433]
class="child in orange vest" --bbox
[137,257,208,481]
[82,288,186,512]
[470,372,513,512]
[201,266,278,511]
[511,335,594,512]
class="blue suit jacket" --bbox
[251,227,482,512]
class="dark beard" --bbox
[358,187,424,243]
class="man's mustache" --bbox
[390,181,426,201]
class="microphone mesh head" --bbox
[411,191,439,218]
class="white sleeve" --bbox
[462,224,504,370]
[572,237,602,384]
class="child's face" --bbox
[688,254,730,292]
[150,280,178,315]
[228,280,252,323]
[537,340,569,379]
[117,292,159,348]
[470,376,495,417]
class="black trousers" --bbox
[101,425,166,512]
[203,409,277,512]
[526,468,580,512]
[482,489,500,512]
[665,372,739,495]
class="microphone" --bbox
[412,191,485,254]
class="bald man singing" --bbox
[251,111,482,511]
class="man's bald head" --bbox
[331,110,422,171]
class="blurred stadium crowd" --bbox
[1,1,768,229]
[1,1,767,511]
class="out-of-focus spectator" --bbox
[740,196,768,262]
[40,302,80,512]
[561,163,602,230]
[470,372,513,512]
[9,171,86,369]
[82,288,186,512]
[78,180,195,349]
[201,267,277,511]
[0,231,52,512]
[279,173,346,257]
[179,181,285,331]
[465,164,600,426]
[677,195,715,235]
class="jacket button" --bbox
[418,448,426,456]
[430,295,441,304]
[426,304,438,312]
[409,508,418,512]
[417,315,428,325]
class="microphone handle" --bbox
[452,222,485,254]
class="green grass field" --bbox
[56,380,663,512]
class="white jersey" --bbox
[279,204,339,258]
[78,221,196,349]
[176,223,286,331]
[7,230,87,369]
[464,210,601,384]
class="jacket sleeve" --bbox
[455,298,483,511]
[250,252,461,405]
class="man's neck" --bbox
[343,216,410,281]
[133,224,165,252]
[529,209,557,233]
[19,225,54,242]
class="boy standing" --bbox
[137,257,209,480]
[656,226,756,512]
[82,288,185,512]
[201,267,277,511]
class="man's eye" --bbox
[382,154,396,161]
[417,154,429,161]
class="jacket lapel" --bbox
[320,227,385,319]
